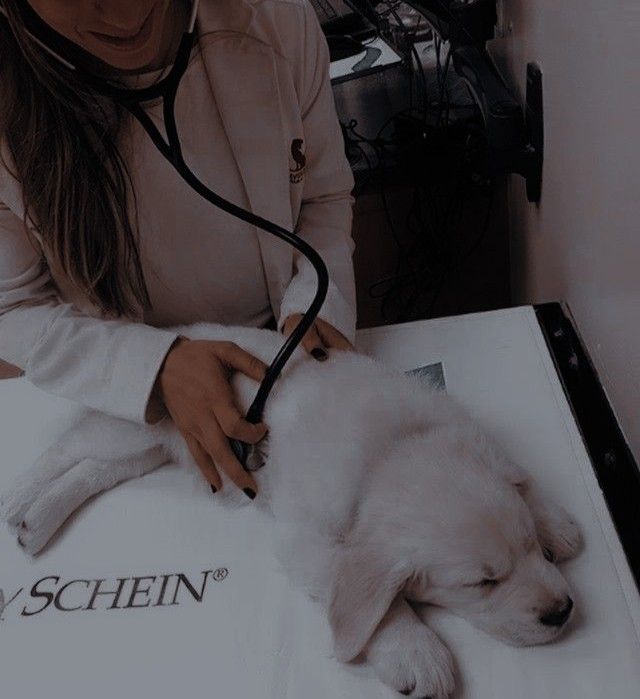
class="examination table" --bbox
[1,304,639,698]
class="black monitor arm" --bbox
[405,0,544,202]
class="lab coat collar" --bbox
[195,0,257,35]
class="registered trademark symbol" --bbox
[211,568,228,582]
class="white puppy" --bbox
[1,322,582,698]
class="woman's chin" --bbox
[85,40,164,74]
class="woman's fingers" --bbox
[216,341,268,382]
[217,405,269,445]
[316,319,354,351]
[283,312,357,356]
[301,323,327,359]
[159,338,268,500]
[197,418,259,498]
[185,433,222,491]
[283,313,327,361]
[210,376,268,444]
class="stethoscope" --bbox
[1,0,330,472]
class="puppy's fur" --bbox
[1,323,582,697]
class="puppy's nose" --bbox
[539,596,573,626]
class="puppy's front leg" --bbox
[16,446,170,556]
[365,595,455,699]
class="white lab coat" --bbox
[0,0,357,422]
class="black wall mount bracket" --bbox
[451,49,544,203]
[405,2,545,203]
[524,62,544,203]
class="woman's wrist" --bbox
[146,335,189,424]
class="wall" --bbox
[490,1,640,460]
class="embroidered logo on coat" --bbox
[289,138,306,184]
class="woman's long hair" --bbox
[0,1,151,317]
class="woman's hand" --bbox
[281,314,355,360]
[155,336,269,498]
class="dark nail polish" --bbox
[311,347,327,361]
[210,484,217,494]
[243,487,257,500]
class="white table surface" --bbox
[1,305,639,698]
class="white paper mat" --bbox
[1,306,639,697]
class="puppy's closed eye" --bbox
[478,578,499,588]
[464,578,499,589]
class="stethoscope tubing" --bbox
[2,0,331,469]
[113,31,330,467]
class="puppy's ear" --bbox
[496,458,529,494]
[475,432,529,493]
[328,541,408,662]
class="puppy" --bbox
[1,322,582,697]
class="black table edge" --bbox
[535,302,640,593]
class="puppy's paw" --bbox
[15,523,44,557]
[1,479,49,532]
[0,446,79,530]
[367,620,455,698]
[0,490,25,531]
[534,504,583,563]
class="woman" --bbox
[0,0,357,498]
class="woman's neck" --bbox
[148,0,192,73]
